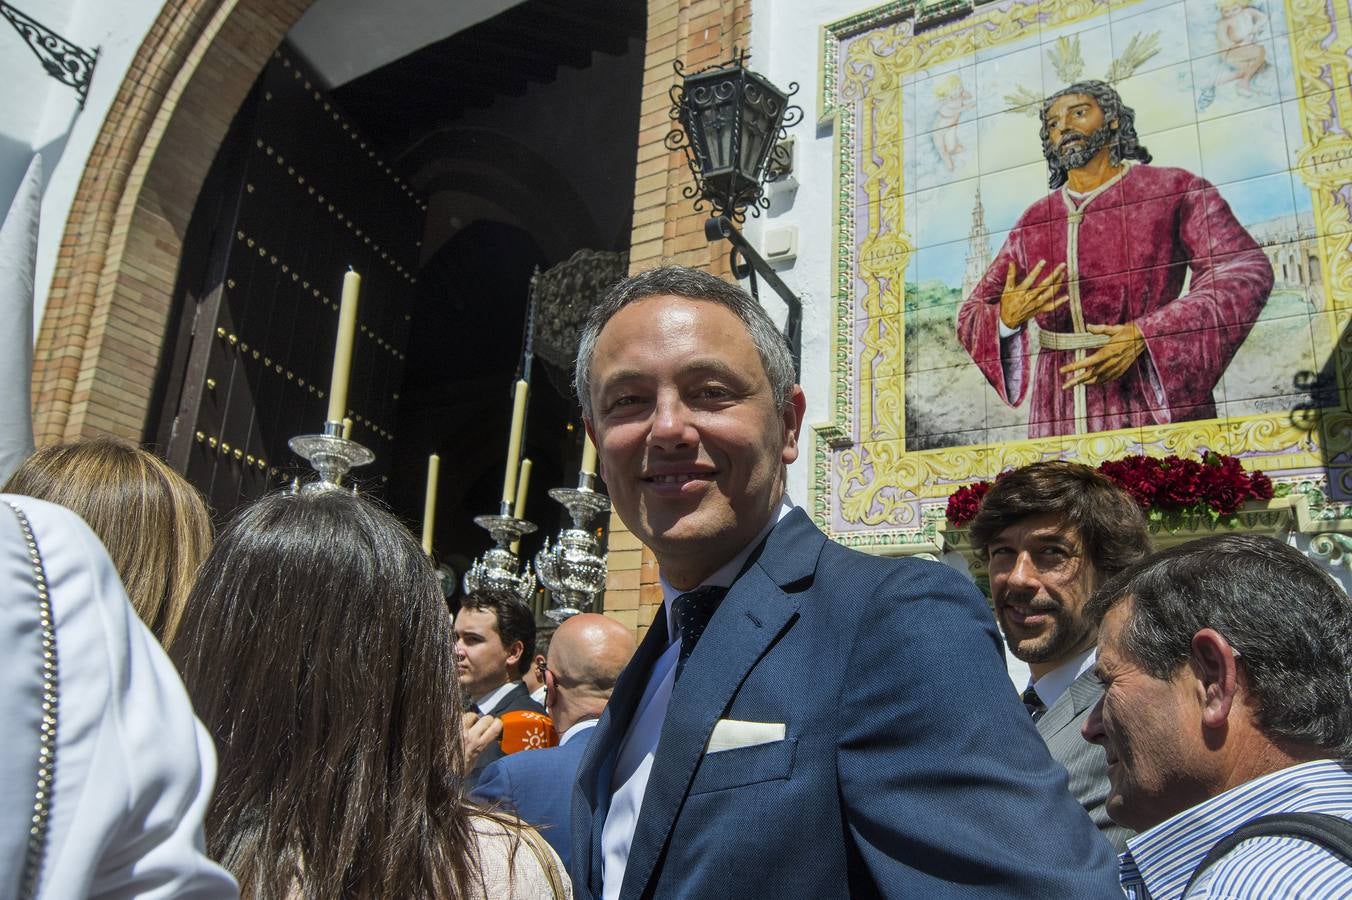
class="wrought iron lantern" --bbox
[667,50,802,221]
[667,49,805,379]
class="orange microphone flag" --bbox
[497,710,557,754]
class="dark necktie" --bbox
[672,585,728,681]
[1022,685,1046,722]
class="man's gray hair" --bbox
[573,266,796,420]
[1087,533,1352,757]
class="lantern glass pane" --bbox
[700,102,734,172]
[738,105,773,181]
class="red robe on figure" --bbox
[957,163,1273,438]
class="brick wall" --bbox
[32,0,313,445]
[601,0,752,643]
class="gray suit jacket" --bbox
[1037,666,1134,851]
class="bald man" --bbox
[472,614,636,868]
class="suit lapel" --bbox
[618,510,820,898]
[573,611,669,897]
[1036,667,1103,739]
[486,681,530,716]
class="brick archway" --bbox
[32,0,313,444]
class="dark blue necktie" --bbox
[672,585,728,681]
[1022,685,1046,721]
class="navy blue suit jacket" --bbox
[570,509,1120,899]
[471,726,593,869]
[468,681,546,786]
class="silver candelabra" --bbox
[288,420,375,493]
[463,504,538,602]
[534,472,611,622]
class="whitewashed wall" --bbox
[742,0,872,506]
[0,0,163,337]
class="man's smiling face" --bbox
[987,512,1099,673]
[585,294,803,589]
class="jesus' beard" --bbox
[1056,122,1115,172]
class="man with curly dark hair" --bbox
[958,79,1272,439]
[970,460,1152,850]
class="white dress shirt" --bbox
[560,718,600,746]
[1027,646,1097,711]
[475,680,524,715]
[600,497,793,900]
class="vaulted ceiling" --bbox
[331,0,646,149]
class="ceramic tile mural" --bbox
[815,0,1352,550]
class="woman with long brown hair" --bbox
[171,488,569,899]
[2,438,213,646]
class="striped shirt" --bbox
[1119,759,1352,899]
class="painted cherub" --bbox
[1215,0,1269,94]
[931,73,976,170]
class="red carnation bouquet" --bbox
[945,452,1275,528]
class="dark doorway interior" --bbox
[151,0,646,587]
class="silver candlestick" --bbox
[534,472,611,622]
[288,420,375,493]
[463,504,538,602]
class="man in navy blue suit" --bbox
[569,266,1122,899]
[472,613,636,868]
[455,594,545,785]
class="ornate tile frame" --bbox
[813,0,1352,554]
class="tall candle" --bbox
[421,453,440,555]
[580,431,598,477]
[509,458,532,555]
[326,269,361,423]
[513,458,532,519]
[501,379,529,506]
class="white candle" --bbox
[421,453,440,555]
[513,458,533,519]
[341,417,353,440]
[501,379,529,505]
[327,269,361,423]
[580,431,598,477]
[510,458,532,555]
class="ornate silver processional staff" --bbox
[534,434,609,622]
[463,377,537,601]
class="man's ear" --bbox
[781,386,807,465]
[1191,628,1241,729]
[505,639,525,672]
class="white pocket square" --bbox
[706,719,786,754]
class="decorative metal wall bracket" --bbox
[534,472,611,622]
[464,511,538,602]
[288,420,374,493]
[706,215,803,381]
[2,3,98,108]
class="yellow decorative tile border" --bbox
[813,0,1352,553]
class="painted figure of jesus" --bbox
[956,81,1273,437]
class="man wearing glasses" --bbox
[969,460,1150,850]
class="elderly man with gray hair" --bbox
[1082,533,1352,898]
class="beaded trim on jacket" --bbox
[4,500,59,900]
